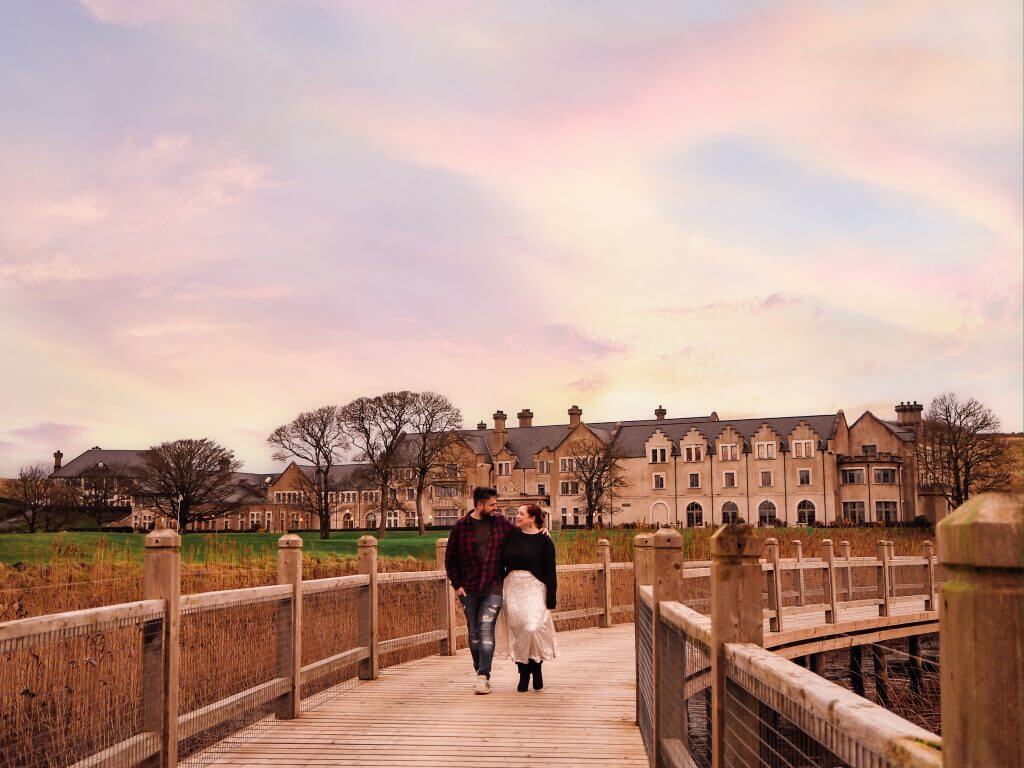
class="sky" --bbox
[0,0,1021,475]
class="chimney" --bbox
[654,405,667,421]
[517,408,534,428]
[490,410,508,455]
[895,400,924,426]
[476,420,487,431]
[53,450,63,472]
[568,404,583,428]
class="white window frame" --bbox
[791,440,815,458]
[497,461,512,476]
[688,472,701,489]
[559,457,579,473]
[652,472,667,490]
[876,500,898,522]
[560,480,580,495]
[722,471,737,489]
[797,468,812,486]
[719,443,738,461]
[650,447,667,464]
[841,467,865,485]
[759,470,773,487]
[683,445,703,463]
[755,441,777,460]
[874,468,897,484]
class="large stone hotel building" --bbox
[50,400,948,531]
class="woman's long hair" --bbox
[523,503,545,528]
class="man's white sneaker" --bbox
[474,675,491,695]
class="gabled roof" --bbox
[51,449,148,478]
[459,424,574,469]
[295,462,375,488]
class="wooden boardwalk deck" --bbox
[203,624,646,768]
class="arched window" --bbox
[722,501,740,524]
[685,502,703,527]
[797,500,816,526]
[758,500,777,526]
[365,512,377,529]
[342,511,354,530]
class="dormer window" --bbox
[755,441,777,460]
[683,445,703,462]
[537,460,551,474]
[792,440,815,458]
[719,443,738,461]
[650,447,667,464]
[497,461,512,476]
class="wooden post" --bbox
[764,537,783,632]
[653,528,684,767]
[849,646,865,696]
[871,645,890,707]
[598,538,613,628]
[821,538,838,623]
[792,539,806,606]
[839,540,852,601]
[435,538,457,655]
[710,525,763,768]
[633,534,653,726]
[276,533,303,719]
[907,635,922,694]
[357,535,379,680]
[922,540,936,611]
[938,492,1023,768]
[142,529,181,768]
[809,653,824,675]
[887,540,896,597]
[876,540,891,617]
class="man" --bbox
[444,486,514,694]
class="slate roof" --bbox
[295,463,375,488]
[671,413,844,451]
[881,420,918,442]
[51,449,149,478]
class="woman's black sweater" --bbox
[501,529,558,609]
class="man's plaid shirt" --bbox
[444,512,514,594]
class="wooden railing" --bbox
[0,534,633,768]
[634,492,1024,768]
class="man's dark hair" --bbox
[472,486,498,506]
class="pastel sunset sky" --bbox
[1,1,1021,474]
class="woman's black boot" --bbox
[516,662,531,692]
[531,660,544,690]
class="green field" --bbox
[0,530,452,565]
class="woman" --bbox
[498,503,558,692]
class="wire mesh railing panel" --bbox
[610,565,635,623]
[378,576,447,670]
[680,571,710,614]
[636,592,654,763]
[178,593,291,766]
[657,615,712,768]
[889,563,927,599]
[300,584,364,712]
[553,567,602,631]
[0,606,164,768]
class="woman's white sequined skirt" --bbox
[497,570,558,664]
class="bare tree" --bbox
[405,392,466,535]
[77,463,132,529]
[565,428,630,528]
[341,391,418,536]
[915,393,1014,509]
[268,406,351,539]
[12,465,54,533]
[131,439,242,530]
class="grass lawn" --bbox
[0,530,453,565]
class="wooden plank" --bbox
[553,607,604,621]
[378,629,447,653]
[178,677,290,740]
[0,599,164,644]
[301,574,369,595]
[376,570,446,584]
[180,584,291,613]
[68,732,160,768]
[556,563,603,573]
[300,646,371,685]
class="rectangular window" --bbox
[683,445,703,462]
[755,442,776,460]
[405,488,415,501]
[560,507,568,526]
[538,460,550,474]
[560,481,580,495]
[798,469,812,486]
[722,471,737,488]
[573,508,580,526]
[559,457,576,473]
[537,483,546,496]
[497,461,511,476]
[274,492,282,503]
[760,470,773,487]
[719,443,738,461]
[650,447,667,464]
[841,468,865,484]
[792,440,815,458]
[862,445,877,456]
[652,473,666,490]
[687,472,700,489]
[876,500,898,523]
[874,468,897,484]
[842,501,866,524]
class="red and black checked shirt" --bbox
[444,512,514,594]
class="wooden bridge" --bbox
[0,493,1019,768]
